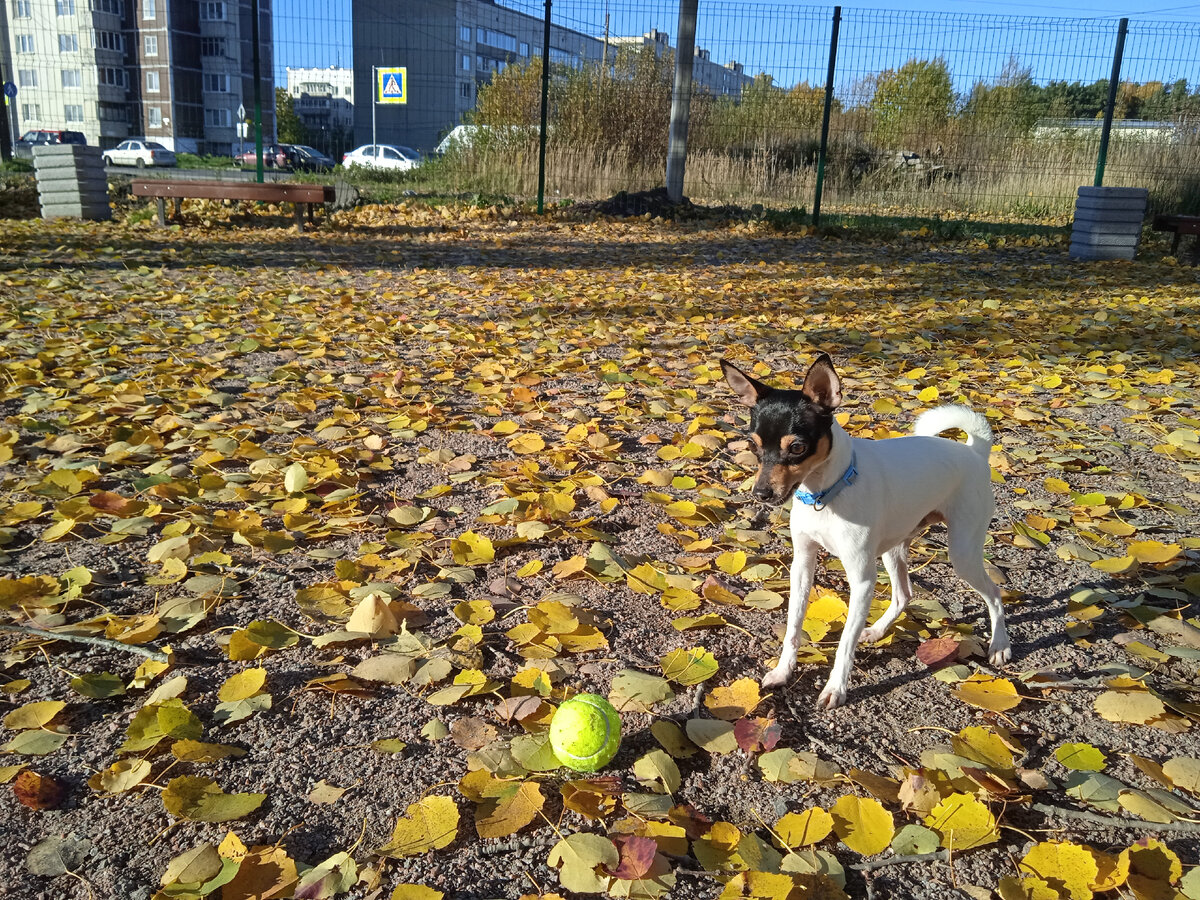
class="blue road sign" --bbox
[3,82,17,99]
[376,67,407,105]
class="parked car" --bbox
[342,144,421,171]
[234,143,290,168]
[288,144,336,172]
[14,129,87,160]
[102,139,177,168]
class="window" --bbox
[56,0,75,14]
[17,69,37,88]
[61,69,82,88]
[146,71,159,91]
[99,102,127,122]
[144,35,158,56]
[95,0,123,13]
[460,25,470,42]
[462,54,470,71]
[22,103,42,120]
[97,31,124,52]
[17,34,35,53]
[203,73,229,92]
[201,36,226,56]
[199,1,225,20]
[344,86,351,96]
[520,42,529,57]
[205,108,231,127]
[476,54,483,70]
[15,0,31,16]
[148,106,162,127]
[64,104,84,122]
[59,34,79,52]
[476,28,517,53]
[460,82,471,99]
[143,0,156,17]
[99,67,125,87]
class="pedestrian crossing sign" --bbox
[376,67,407,105]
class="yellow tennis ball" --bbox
[549,693,622,772]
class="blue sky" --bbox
[272,0,1200,94]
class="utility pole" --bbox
[665,0,698,204]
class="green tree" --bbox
[869,58,955,147]
[961,56,1043,135]
[275,88,308,144]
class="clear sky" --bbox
[272,0,1200,93]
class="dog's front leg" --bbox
[817,554,877,709]
[762,536,818,689]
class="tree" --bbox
[275,88,308,144]
[961,55,1042,134]
[869,58,955,148]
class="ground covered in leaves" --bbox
[1,201,1199,900]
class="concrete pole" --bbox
[665,0,698,204]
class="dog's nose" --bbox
[752,483,774,501]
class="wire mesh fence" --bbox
[5,0,1199,221]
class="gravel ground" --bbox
[0,203,1198,900]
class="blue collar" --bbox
[794,451,857,510]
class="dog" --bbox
[720,353,1011,709]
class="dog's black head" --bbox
[720,354,843,506]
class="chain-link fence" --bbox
[5,0,1198,221]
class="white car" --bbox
[342,144,420,171]
[103,139,177,168]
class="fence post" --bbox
[666,0,699,204]
[537,0,551,214]
[1094,17,1128,188]
[812,6,842,227]
[251,0,264,183]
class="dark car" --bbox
[14,129,87,160]
[287,144,335,172]
[233,143,290,168]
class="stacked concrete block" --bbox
[1069,186,1147,261]
[32,145,112,221]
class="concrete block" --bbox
[1076,185,1149,201]
[1069,243,1137,261]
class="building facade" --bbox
[286,65,353,135]
[3,0,273,154]
[350,0,754,153]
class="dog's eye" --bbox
[787,441,808,456]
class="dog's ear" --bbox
[801,353,842,410]
[720,359,771,407]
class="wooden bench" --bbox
[1152,213,1200,260]
[131,179,336,231]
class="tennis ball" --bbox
[549,693,622,772]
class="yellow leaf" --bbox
[1126,540,1182,564]
[917,386,939,403]
[660,647,719,685]
[1090,556,1138,574]
[952,674,1021,712]
[1162,756,1200,795]
[346,592,400,637]
[516,559,543,577]
[377,795,460,857]
[924,792,999,851]
[475,780,545,839]
[776,808,834,847]
[3,700,66,731]
[1019,842,1099,900]
[508,433,545,454]
[391,885,444,900]
[703,678,761,721]
[491,420,520,435]
[450,531,495,565]
[1094,690,1166,725]
[1044,477,1071,494]
[872,398,901,414]
[217,668,267,702]
[715,551,746,575]
[830,795,894,856]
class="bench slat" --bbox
[1153,214,1200,235]
[131,179,334,203]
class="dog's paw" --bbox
[989,643,1012,666]
[859,626,885,644]
[761,667,792,690]
[816,684,848,710]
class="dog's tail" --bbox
[913,405,992,459]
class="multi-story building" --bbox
[3,0,273,155]
[286,65,353,136]
[350,0,754,153]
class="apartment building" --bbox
[350,0,755,153]
[286,65,353,134]
[3,0,273,154]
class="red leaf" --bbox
[89,491,131,513]
[13,770,64,810]
[734,716,782,753]
[609,836,658,880]
[495,694,543,724]
[915,635,960,669]
[668,802,713,839]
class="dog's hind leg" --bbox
[860,543,912,644]
[947,521,1011,666]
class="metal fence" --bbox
[5,0,1200,221]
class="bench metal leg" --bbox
[294,202,305,232]
[173,198,182,220]
[307,203,315,225]
[156,197,167,226]
[1172,232,1181,256]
